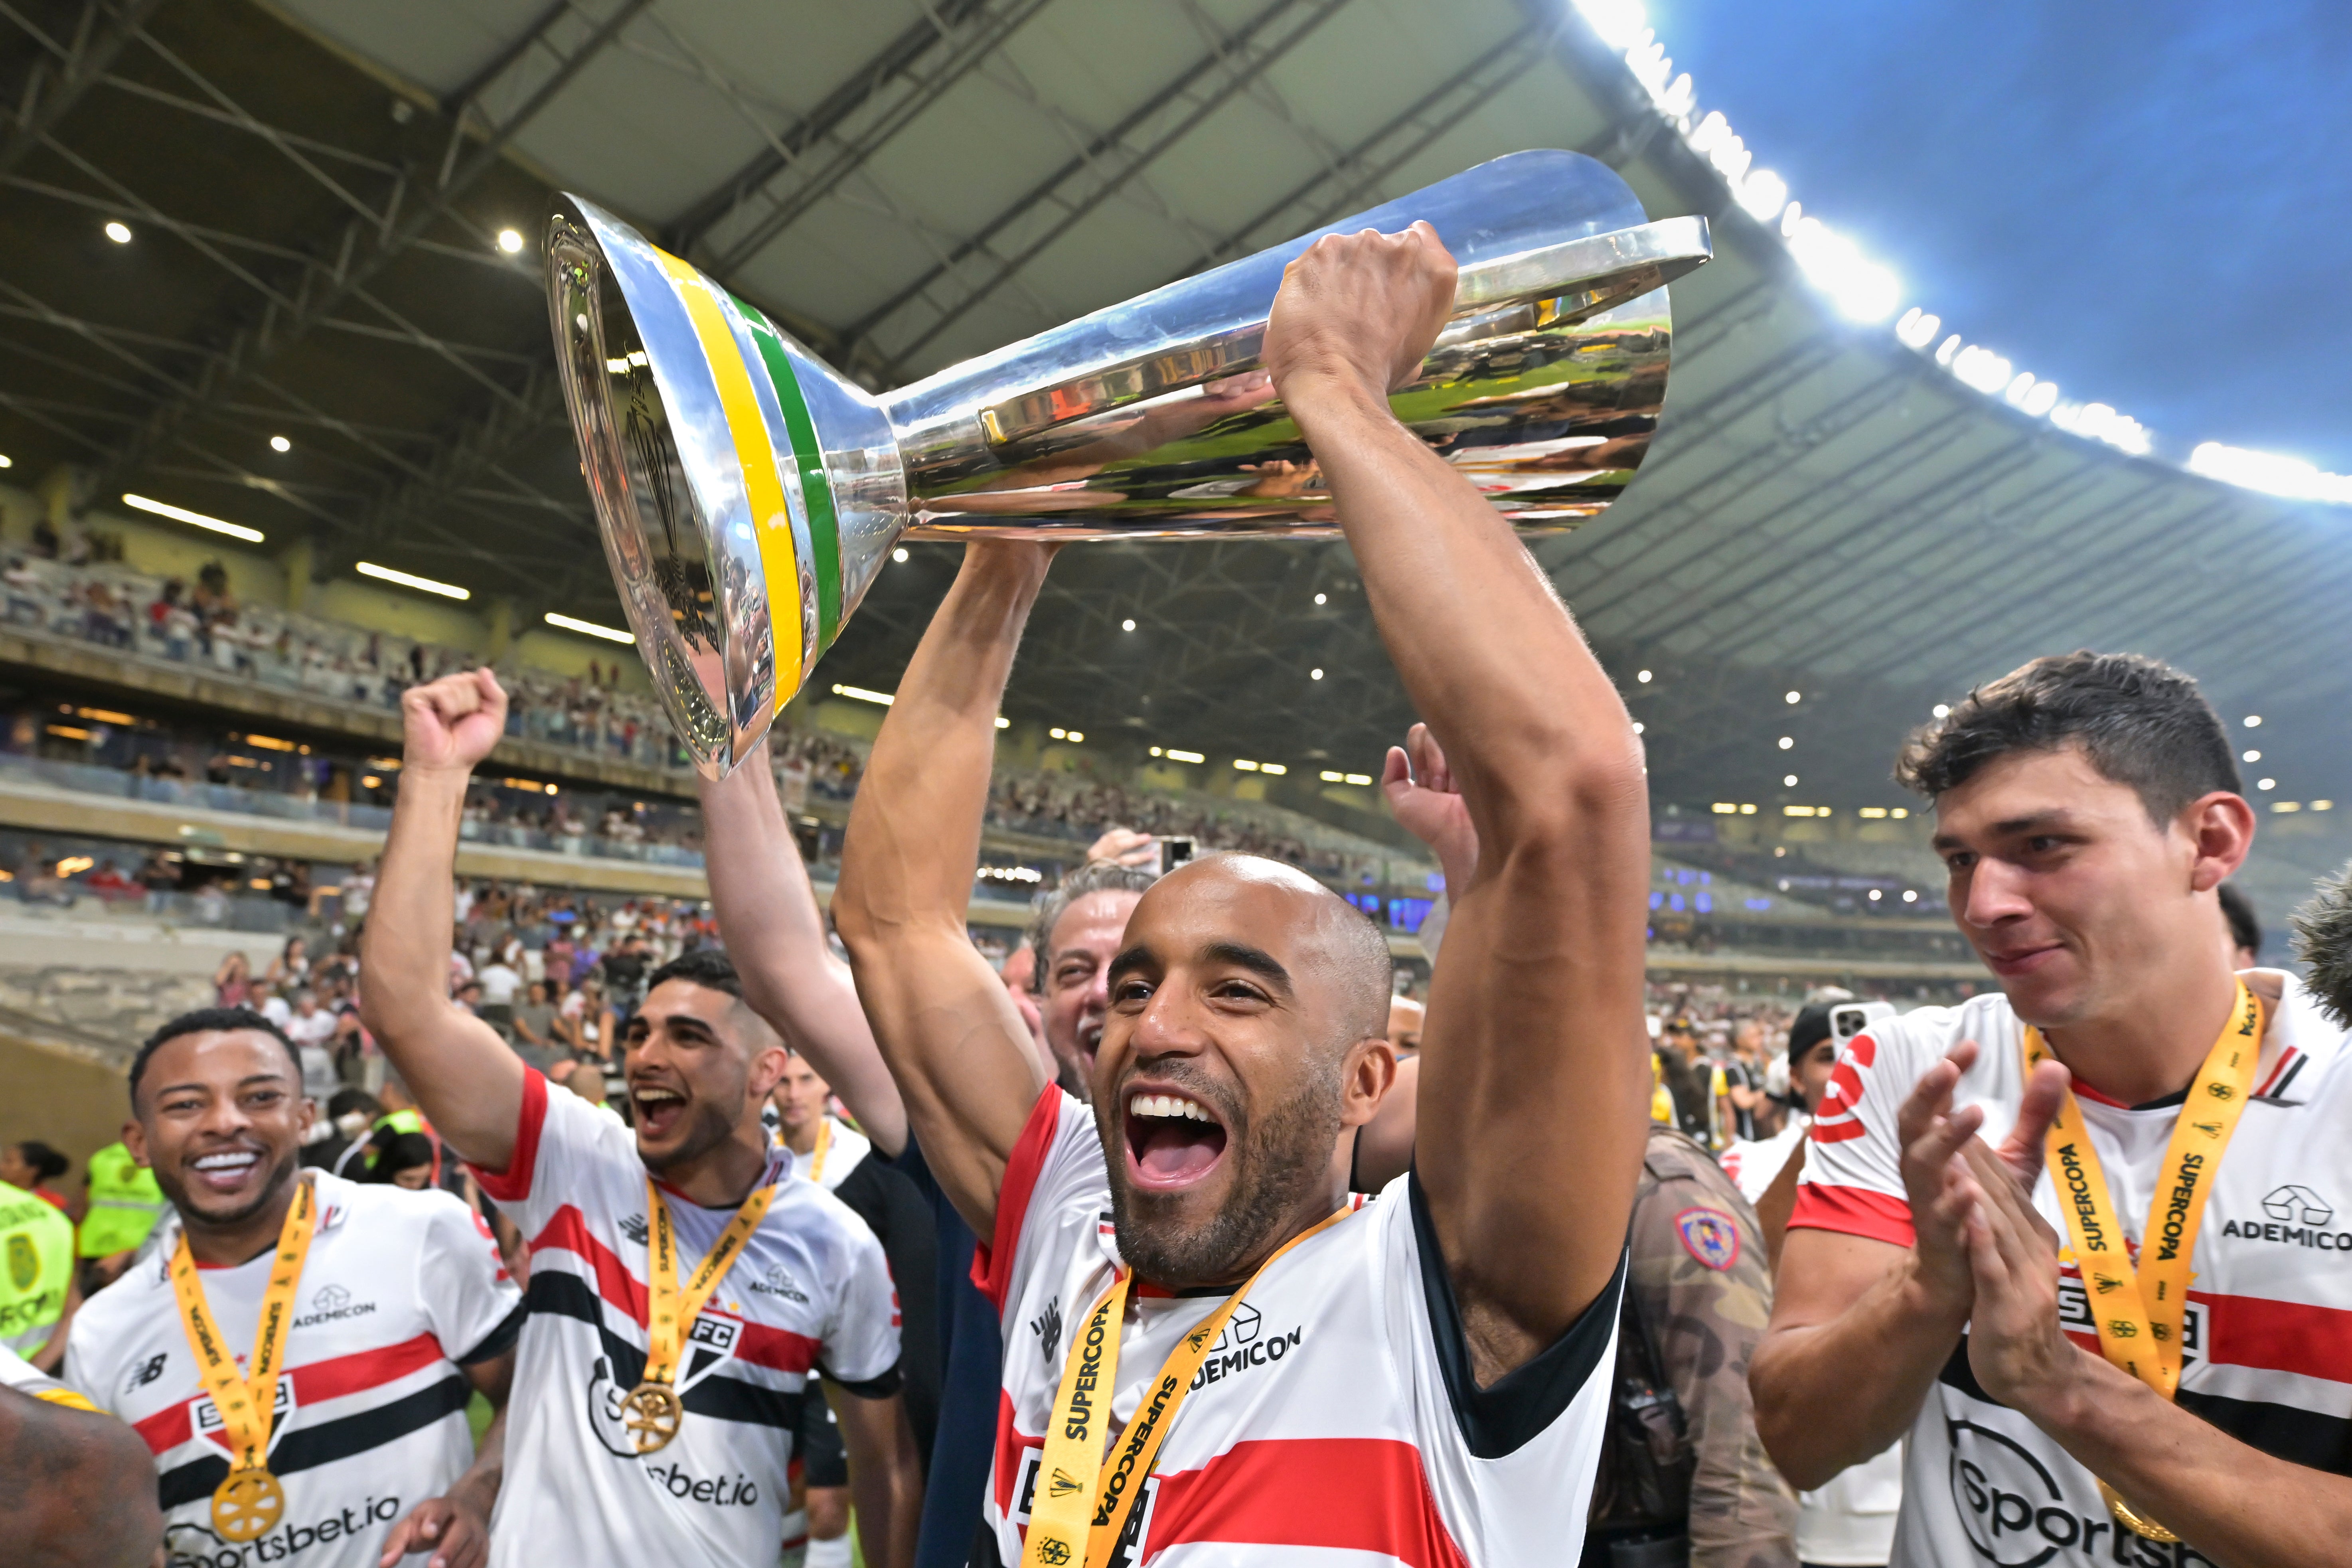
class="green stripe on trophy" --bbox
[730,295,844,651]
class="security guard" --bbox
[75,1140,165,1265]
[1584,1125,1797,1568]
[0,1177,75,1368]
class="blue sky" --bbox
[1647,0,2352,473]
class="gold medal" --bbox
[631,1173,780,1453]
[620,1380,686,1453]
[2097,1479,2179,1543]
[169,1177,317,1548]
[211,1465,286,1542]
[2026,980,2263,1554]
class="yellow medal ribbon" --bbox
[622,1173,780,1454]
[2024,977,2263,1542]
[807,1118,833,1184]
[1021,1206,1354,1568]
[168,1173,317,1544]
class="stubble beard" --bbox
[638,1096,740,1173]
[1106,1059,1343,1289]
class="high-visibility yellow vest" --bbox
[0,1182,73,1357]
[77,1141,166,1259]
[1650,1052,1676,1126]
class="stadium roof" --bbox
[1,0,2344,812]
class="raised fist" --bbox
[400,668,508,775]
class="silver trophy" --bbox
[545,149,1708,778]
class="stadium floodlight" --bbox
[122,493,264,543]
[1309,667,1324,680]
[832,684,892,705]
[1571,0,1650,51]
[1121,619,1136,632]
[1777,736,1794,750]
[2243,749,2262,763]
[1951,345,2013,395]
[105,220,132,244]
[1779,201,1803,239]
[544,611,633,644]
[1736,168,1788,223]
[2004,372,2038,408]
[2021,381,2060,418]
[2188,442,2352,505]
[498,229,525,255]
[1934,334,1962,367]
[1785,215,1900,322]
[2258,778,2277,791]
[1784,690,1801,704]
[269,434,292,453]
[356,561,468,600]
[0,454,11,468]
[1895,308,1941,350]
[2244,715,2262,727]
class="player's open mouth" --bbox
[632,1084,686,1137]
[188,1147,263,1194]
[1123,1090,1228,1191]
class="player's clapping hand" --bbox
[401,668,508,774]
[377,1491,490,1568]
[1955,1137,2083,1413]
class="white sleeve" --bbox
[417,1191,525,1363]
[973,1088,1106,1317]
[820,1216,903,1391]
[1791,1020,1933,1247]
[467,1068,634,1239]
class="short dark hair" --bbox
[2219,882,2261,960]
[11,1141,67,1184]
[128,1007,304,1109]
[1894,651,2240,825]
[1025,861,1158,994]
[2295,863,2352,1028]
[644,946,743,1001]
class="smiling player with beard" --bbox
[829,222,1652,1568]
[64,1008,519,1568]
[361,670,921,1568]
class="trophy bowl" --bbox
[545,148,1708,778]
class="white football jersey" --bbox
[1793,975,2352,1567]
[975,1089,1622,1568]
[63,1171,521,1568]
[782,1114,872,1193]
[472,1072,900,1566]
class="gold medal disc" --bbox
[621,1380,685,1453]
[212,1466,286,1542]
[2097,1479,2179,1544]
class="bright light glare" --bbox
[1951,346,2013,395]
[1312,592,1326,605]
[105,221,132,244]
[1637,669,1653,683]
[1934,334,1962,367]
[356,561,469,600]
[544,612,633,644]
[2049,400,2152,456]
[2188,442,2352,505]
[1121,618,1136,632]
[1785,216,1900,322]
[1933,703,1951,718]
[2244,715,2263,727]
[891,547,909,562]
[1571,0,1648,50]
[1777,736,1794,750]
[269,434,292,453]
[1895,308,1941,350]
[1309,667,1324,680]
[1736,168,1788,222]
[2259,778,2277,791]
[2243,749,2262,763]
[2022,381,2060,418]
[2004,372,2038,408]
[0,454,12,468]
[831,683,894,706]
[121,493,263,542]
[1783,774,1799,787]
[497,229,525,255]
[1784,690,1801,704]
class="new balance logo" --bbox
[619,1214,649,1245]
[1031,1296,1063,1368]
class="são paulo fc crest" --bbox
[1673,1207,1740,1271]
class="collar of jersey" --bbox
[652,1147,790,1210]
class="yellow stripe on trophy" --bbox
[653,248,805,711]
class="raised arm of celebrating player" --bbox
[358,669,528,1171]
[830,543,1056,1239]
[1266,221,1653,1374]
[696,739,908,1155]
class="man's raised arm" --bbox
[829,542,1055,1239]
[697,741,907,1155]
[1266,223,1652,1377]
[357,669,527,1171]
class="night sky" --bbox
[1646,0,2352,474]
